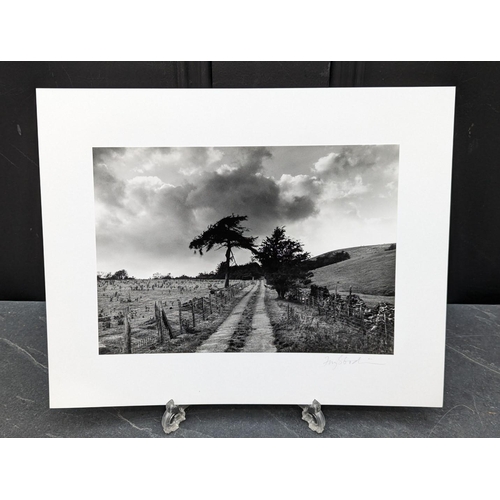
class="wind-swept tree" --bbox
[189,214,258,288]
[256,227,312,299]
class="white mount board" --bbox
[36,87,455,408]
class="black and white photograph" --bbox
[94,145,399,355]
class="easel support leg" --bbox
[161,399,188,434]
[299,399,326,434]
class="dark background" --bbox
[0,61,498,303]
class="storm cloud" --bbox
[186,147,319,234]
[93,145,399,278]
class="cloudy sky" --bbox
[93,145,399,278]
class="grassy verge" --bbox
[266,290,393,354]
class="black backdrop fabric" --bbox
[0,61,498,303]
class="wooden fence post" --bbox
[124,307,132,354]
[178,299,183,335]
[191,300,196,328]
[209,294,213,315]
[161,306,173,339]
[154,301,164,343]
[201,297,205,321]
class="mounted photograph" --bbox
[94,145,399,356]
[38,87,455,408]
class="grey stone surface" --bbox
[1,301,499,437]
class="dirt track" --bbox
[196,280,276,353]
[242,281,276,352]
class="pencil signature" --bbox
[323,355,385,370]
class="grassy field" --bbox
[311,243,396,297]
[97,278,249,354]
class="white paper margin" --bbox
[36,87,455,408]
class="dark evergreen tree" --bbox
[256,227,312,299]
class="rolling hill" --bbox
[311,243,396,297]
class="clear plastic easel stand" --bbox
[161,399,188,434]
[299,399,326,434]
[161,399,326,435]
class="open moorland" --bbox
[311,243,396,305]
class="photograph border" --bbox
[37,87,455,408]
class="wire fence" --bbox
[101,281,253,354]
[284,287,395,338]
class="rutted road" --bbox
[196,282,259,352]
[242,281,276,352]
[196,280,276,353]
